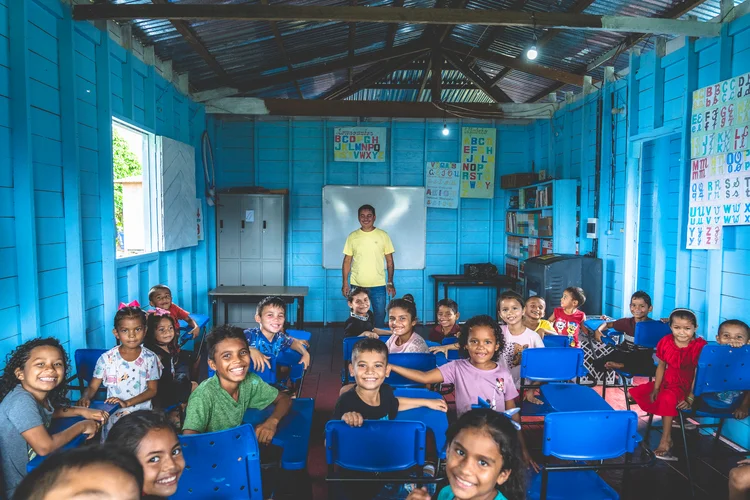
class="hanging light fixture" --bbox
[527,14,539,61]
[442,123,450,136]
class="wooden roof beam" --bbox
[150,0,233,85]
[415,55,433,102]
[74,4,722,37]
[444,41,585,86]
[443,51,513,103]
[322,52,423,100]
[259,0,302,98]
[386,0,405,51]
[431,48,442,102]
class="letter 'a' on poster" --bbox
[426,162,460,209]
[687,72,750,250]
[460,127,496,199]
[332,127,387,162]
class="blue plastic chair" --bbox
[528,410,654,500]
[441,336,459,345]
[341,335,391,385]
[542,335,571,348]
[601,320,671,410]
[68,349,107,400]
[672,344,750,497]
[326,420,434,497]
[175,424,263,499]
[386,353,437,388]
[393,388,449,460]
[519,348,587,417]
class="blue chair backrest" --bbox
[342,335,391,364]
[520,347,586,381]
[386,353,437,387]
[694,344,750,397]
[543,411,640,460]
[633,321,672,348]
[75,349,107,386]
[542,335,570,348]
[325,420,426,472]
[286,329,311,343]
[442,336,459,345]
[176,424,262,499]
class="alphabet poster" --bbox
[425,162,460,209]
[460,127,496,199]
[333,127,386,162]
[688,73,750,249]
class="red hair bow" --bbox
[118,300,140,310]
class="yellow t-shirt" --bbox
[536,319,554,333]
[343,228,395,287]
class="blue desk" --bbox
[540,384,613,412]
[242,397,313,470]
[179,313,211,350]
[27,402,120,472]
[394,388,449,459]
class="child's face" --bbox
[255,305,285,335]
[151,291,173,310]
[629,298,652,320]
[670,317,697,345]
[560,291,578,310]
[113,317,146,350]
[465,325,500,365]
[388,307,417,337]
[716,324,750,346]
[524,298,545,320]
[349,293,371,316]
[445,427,511,500]
[43,463,141,500]
[14,346,65,395]
[136,427,185,497]
[438,306,459,330]
[208,338,250,383]
[498,299,523,326]
[154,317,176,345]
[349,350,391,391]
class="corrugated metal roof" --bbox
[107,0,742,103]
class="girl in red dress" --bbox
[630,308,707,460]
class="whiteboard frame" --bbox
[322,185,426,270]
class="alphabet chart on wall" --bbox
[687,73,750,249]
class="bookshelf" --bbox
[504,179,579,279]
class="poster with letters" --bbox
[687,73,750,249]
[333,127,386,162]
[425,162,460,209]
[460,127,496,198]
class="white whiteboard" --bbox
[322,186,426,270]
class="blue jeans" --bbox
[361,285,387,328]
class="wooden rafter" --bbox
[73,4,722,37]
[238,41,428,93]
[150,0,232,84]
[585,0,710,72]
[431,48,443,102]
[386,0,405,51]
[322,52,425,100]
[347,0,357,84]
[371,83,474,89]
[415,55,433,102]
[444,41,585,86]
[259,0,302,98]
[443,52,513,103]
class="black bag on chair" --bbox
[464,263,498,279]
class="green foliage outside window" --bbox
[113,128,142,233]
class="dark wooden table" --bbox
[430,274,519,321]
[209,286,309,330]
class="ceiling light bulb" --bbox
[442,124,450,136]
[527,45,538,60]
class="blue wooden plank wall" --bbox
[0,0,209,365]
[209,118,535,323]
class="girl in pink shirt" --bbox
[381,295,429,354]
[389,315,539,473]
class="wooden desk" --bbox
[430,274,518,321]
[209,286,309,330]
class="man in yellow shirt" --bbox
[341,205,396,327]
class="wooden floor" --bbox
[290,326,743,500]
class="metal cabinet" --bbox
[216,194,286,326]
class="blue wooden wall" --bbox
[208,118,536,324]
[0,0,209,365]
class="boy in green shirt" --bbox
[183,325,291,446]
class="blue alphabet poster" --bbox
[460,127,496,199]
